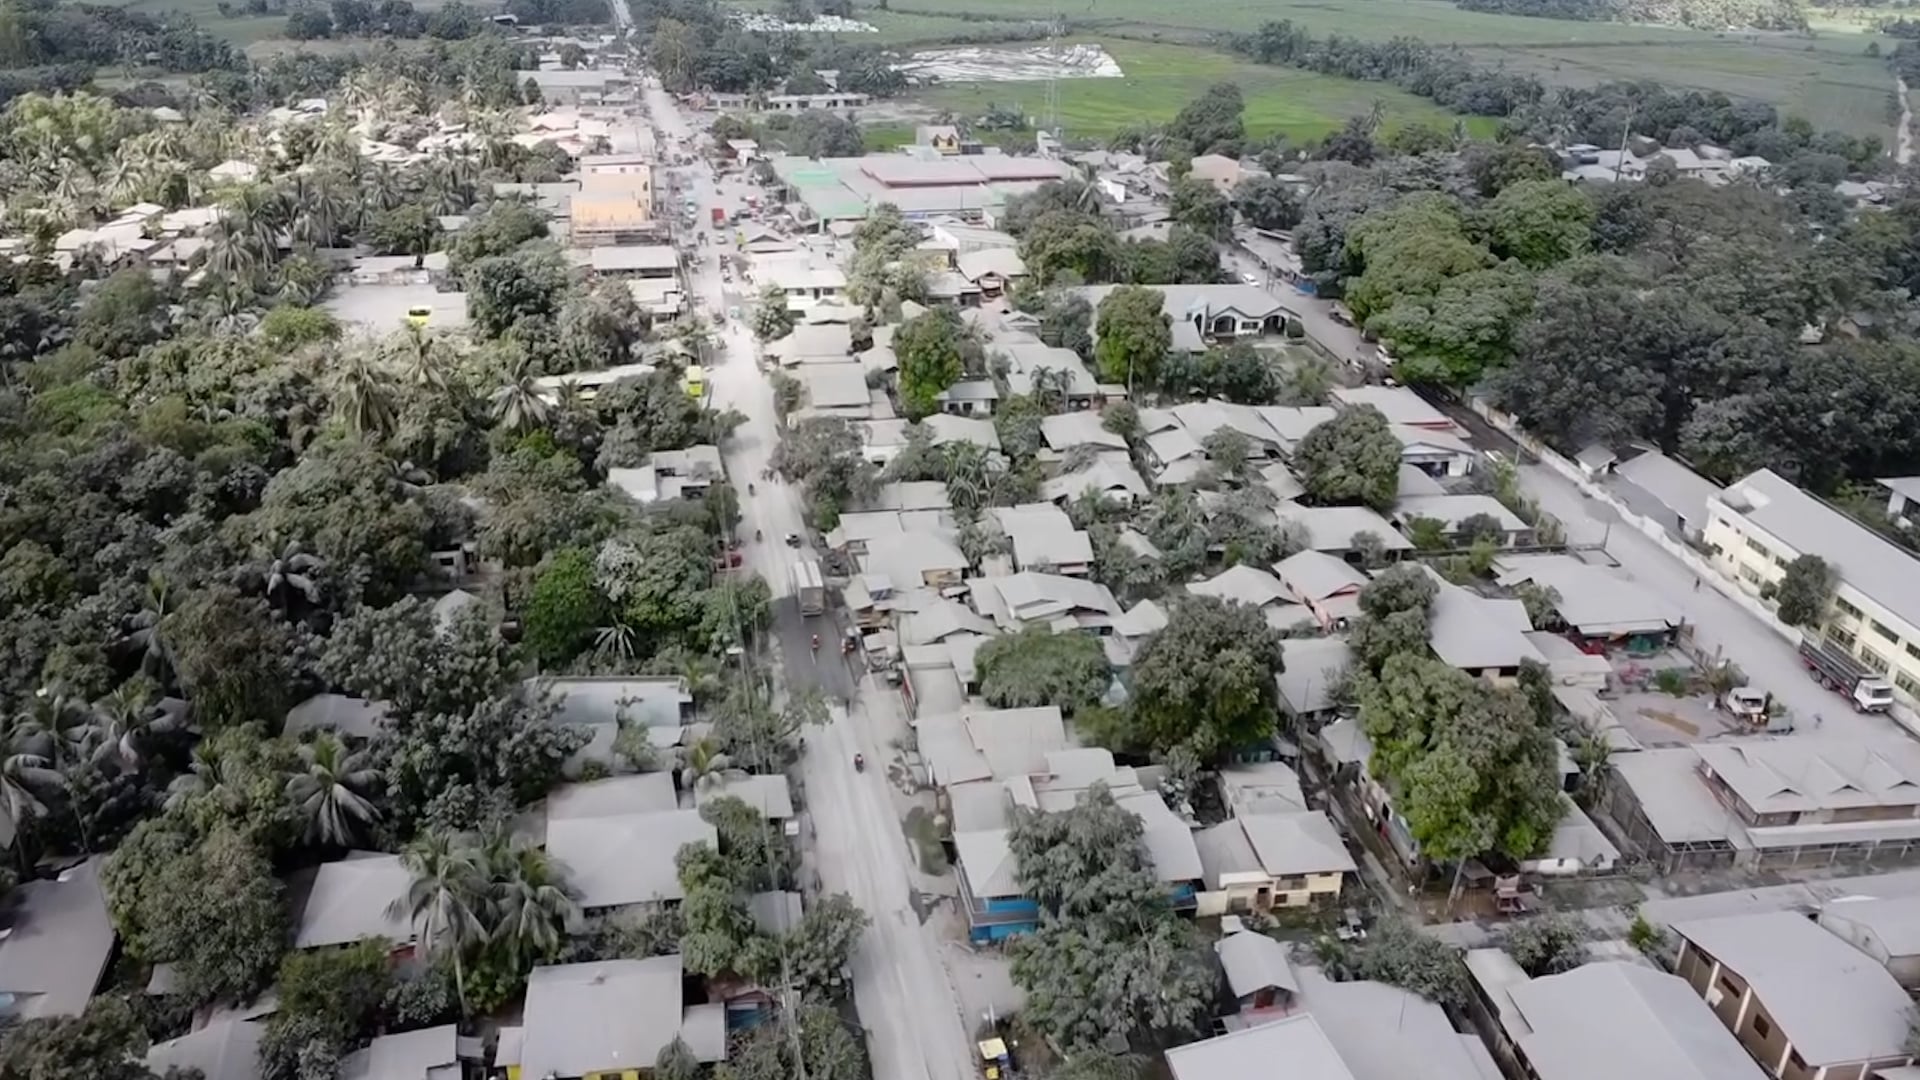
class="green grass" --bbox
[871,0,1904,137]
[909,38,1502,143]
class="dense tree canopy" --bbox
[1092,596,1285,757]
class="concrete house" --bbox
[542,774,716,910]
[1819,897,1920,989]
[1193,811,1355,913]
[504,956,726,1080]
[295,852,415,951]
[1673,911,1917,1080]
[0,858,114,1020]
[1274,550,1370,630]
[1215,923,1300,1018]
[1076,284,1299,352]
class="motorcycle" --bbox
[747,482,755,495]
[853,753,865,772]
[755,528,762,542]
[810,634,819,651]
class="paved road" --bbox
[642,77,974,1080]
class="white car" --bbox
[1241,272,1260,286]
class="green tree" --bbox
[893,307,966,419]
[1097,595,1284,757]
[1018,210,1120,285]
[285,733,382,848]
[0,997,159,1080]
[113,825,289,1007]
[1292,405,1401,510]
[368,203,445,268]
[1505,913,1589,977]
[1169,177,1232,240]
[1234,175,1304,231]
[1484,179,1595,269]
[1772,554,1836,627]
[275,940,393,1046]
[524,547,606,666]
[751,284,796,341]
[974,627,1112,714]
[1093,284,1171,387]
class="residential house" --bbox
[936,379,999,417]
[1391,423,1478,478]
[993,338,1101,409]
[509,957,726,1080]
[1187,564,1311,631]
[544,774,716,910]
[757,252,847,306]
[971,572,1121,633]
[697,772,796,820]
[1702,469,1920,708]
[586,244,677,278]
[1075,284,1299,353]
[1599,738,1920,873]
[1495,553,1684,648]
[800,363,873,415]
[1391,494,1531,546]
[991,504,1093,575]
[1878,477,1920,528]
[1425,570,1542,680]
[1274,638,1355,724]
[147,1018,267,1080]
[1215,923,1301,1020]
[340,1025,463,1080]
[1673,911,1916,1080]
[956,248,1026,299]
[922,412,1001,452]
[536,675,694,774]
[1165,989,1490,1080]
[1330,386,1457,433]
[1273,503,1412,561]
[917,124,963,154]
[0,858,114,1020]
[1144,425,1208,486]
[1040,450,1149,506]
[766,323,854,366]
[1273,550,1369,631]
[1218,761,1309,817]
[916,706,1070,788]
[1171,400,1291,459]
[1040,411,1128,455]
[1462,955,1768,1080]
[1188,153,1263,195]
[295,852,415,950]
[1193,811,1355,913]
[861,530,969,590]
[1612,450,1723,543]
[569,191,659,246]
[1819,897,1920,989]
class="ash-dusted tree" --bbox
[1093,284,1172,388]
[1088,595,1284,758]
[1771,553,1835,627]
[894,306,966,419]
[1347,562,1438,674]
[1007,786,1216,1051]
[974,626,1112,715]
[750,284,796,342]
[1293,404,1401,510]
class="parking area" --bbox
[323,283,469,332]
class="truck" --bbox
[711,205,726,228]
[792,558,824,616]
[1798,636,1896,713]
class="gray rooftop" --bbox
[1275,638,1354,715]
[698,772,796,819]
[296,852,414,949]
[1819,896,1920,956]
[1167,1014,1356,1080]
[1675,910,1915,1065]
[1187,564,1296,612]
[1717,469,1920,630]
[748,891,805,936]
[285,693,390,740]
[1274,550,1369,604]
[1616,450,1721,530]
[536,676,692,729]
[1238,812,1356,877]
[1392,494,1528,533]
[1424,570,1542,671]
[1215,929,1298,999]
[547,773,678,820]
[1494,554,1683,636]
[1694,738,1920,816]
[1295,964,1504,1080]
[1331,385,1452,428]
[1274,503,1411,554]
[520,957,725,1079]
[0,858,113,1020]
[147,1018,266,1080]
[1503,963,1766,1080]
[547,808,715,908]
[915,706,1068,786]
[340,1024,460,1080]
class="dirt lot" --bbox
[323,283,469,333]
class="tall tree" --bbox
[1093,284,1171,388]
[893,307,966,419]
[1094,595,1284,757]
[1292,405,1401,510]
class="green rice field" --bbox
[908,38,1504,144]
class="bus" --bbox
[682,364,705,399]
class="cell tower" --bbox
[1042,0,1062,137]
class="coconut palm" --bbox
[481,831,577,971]
[287,175,350,249]
[0,728,63,852]
[332,352,399,440]
[389,324,454,395]
[490,373,550,433]
[390,833,487,1016]
[205,217,266,282]
[363,163,405,216]
[262,538,326,615]
[677,736,731,792]
[165,739,248,817]
[286,734,381,847]
[13,688,97,776]
[88,680,182,772]
[594,618,639,661]
[122,571,178,684]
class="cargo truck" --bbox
[1798,636,1895,713]
[792,558,824,616]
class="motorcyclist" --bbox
[811,634,819,651]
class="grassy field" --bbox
[906,38,1503,143]
[873,0,1902,137]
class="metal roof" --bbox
[1167,1014,1356,1080]
[295,853,414,949]
[520,958,723,1079]
[0,858,113,1020]
[1214,929,1298,998]
[1716,469,1920,632]
[1275,638,1355,715]
[147,1018,265,1080]
[1675,910,1915,1065]
[547,810,715,907]
[1505,963,1766,1080]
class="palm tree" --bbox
[595,618,639,661]
[390,833,486,1016]
[88,680,182,773]
[390,324,453,396]
[332,352,398,440]
[677,736,731,792]
[481,831,577,971]
[286,734,381,847]
[490,373,550,433]
[0,730,63,852]
[262,538,325,615]
[122,572,178,684]
[14,687,99,776]
[165,740,248,817]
